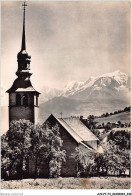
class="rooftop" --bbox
[59,116,99,142]
[46,114,99,151]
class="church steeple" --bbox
[16,1,31,77]
[21,2,27,51]
[6,2,40,125]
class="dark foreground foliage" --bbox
[72,130,130,177]
[1,120,130,180]
[1,119,66,180]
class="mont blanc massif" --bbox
[39,70,130,122]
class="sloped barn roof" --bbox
[60,117,99,142]
[46,114,99,151]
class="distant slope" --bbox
[96,111,130,124]
[39,96,81,123]
[39,97,130,123]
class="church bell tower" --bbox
[6,2,40,125]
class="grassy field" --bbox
[1,177,130,189]
[97,111,130,124]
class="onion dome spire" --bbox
[16,2,31,77]
[7,2,40,96]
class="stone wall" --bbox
[9,92,39,124]
[9,106,34,123]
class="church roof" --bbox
[15,87,38,92]
[6,77,40,94]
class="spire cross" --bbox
[22,2,27,10]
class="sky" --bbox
[1,1,130,133]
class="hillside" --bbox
[96,111,130,124]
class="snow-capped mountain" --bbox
[38,70,130,122]
[59,70,130,98]
[101,70,129,86]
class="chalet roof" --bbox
[46,114,99,151]
[59,116,99,142]
[57,118,82,143]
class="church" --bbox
[6,2,101,177]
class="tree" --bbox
[124,106,130,112]
[103,140,130,175]
[86,115,97,130]
[91,129,100,139]
[94,152,106,175]
[1,120,66,179]
[111,130,130,149]
[71,146,96,177]
[105,113,109,117]
[117,121,121,125]
[2,119,33,179]
[29,123,44,178]
[100,130,131,176]
[105,122,113,131]
[80,115,84,120]
[1,134,12,179]
[42,123,66,178]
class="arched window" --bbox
[16,94,21,105]
[22,94,28,106]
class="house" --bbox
[28,114,100,177]
[39,114,99,177]
[112,122,120,128]
[46,114,100,177]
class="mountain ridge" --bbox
[38,70,130,122]
[59,70,130,98]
